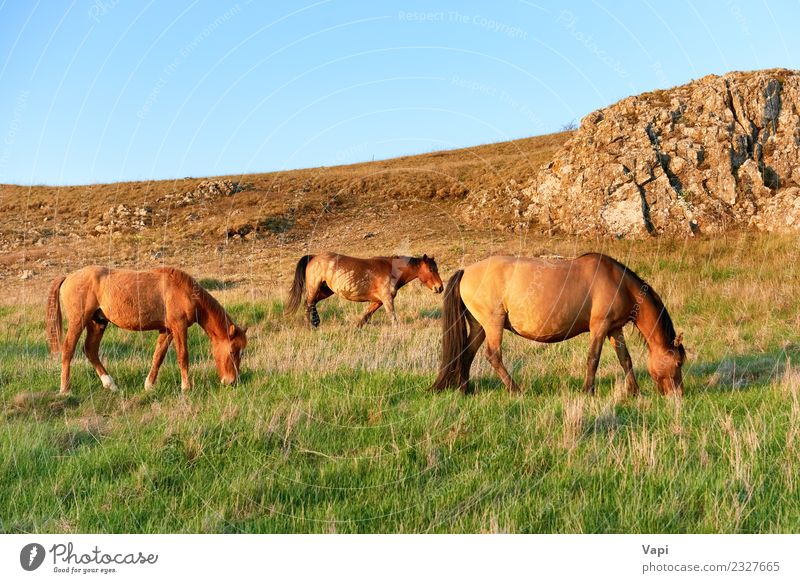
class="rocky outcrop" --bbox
[93,179,249,235]
[157,179,248,208]
[522,69,800,236]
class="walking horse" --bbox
[286,252,444,327]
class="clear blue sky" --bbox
[1,0,798,185]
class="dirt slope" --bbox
[0,132,570,297]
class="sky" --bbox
[0,0,799,186]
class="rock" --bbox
[519,68,800,236]
[95,204,153,234]
[19,269,34,280]
[159,179,250,209]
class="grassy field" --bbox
[1,233,799,533]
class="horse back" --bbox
[460,255,637,341]
[309,252,392,300]
[64,267,191,331]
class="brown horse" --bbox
[431,253,685,396]
[46,266,247,394]
[285,252,444,327]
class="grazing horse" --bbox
[285,253,444,327]
[46,266,247,394]
[431,253,685,396]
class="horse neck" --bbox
[195,288,229,342]
[632,290,671,354]
[393,257,419,286]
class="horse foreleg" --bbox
[84,320,116,391]
[145,332,173,390]
[609,328,639,396]
[172,325,191,392]
[484,324,519,393]
[583,327,608,395]
[357,301,382,328]
[381,294,399,326]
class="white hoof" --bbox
[181,382,191,392]
[144,379,155,391]
[100,374,118,392]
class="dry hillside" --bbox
[0,132,569,299]
[6,67,799,300]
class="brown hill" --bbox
[5,67,799,295]
[522,68,800,236]
[0,132,569,291]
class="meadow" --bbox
[1,233,799,533]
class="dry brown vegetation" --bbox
[0,131,570,301]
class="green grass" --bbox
[1,234,799,533]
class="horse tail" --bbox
[285,255,313,314]
[46,275,66,355]
[431,269,468,391]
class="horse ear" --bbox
[229,324,236,338]
[674,333,683,347]
[422,254,428,260]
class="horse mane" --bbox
[155,267,233,331]
[400,256,421,267]
[391,255,437,269]
[389,255,419,265]
[581,254,681,352]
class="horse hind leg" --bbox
[460,314,486,394]
[84,317,117,391]
[305,281,330,328]
[609,328,639,396]
[59,319,86,395]
[483,321,519,394]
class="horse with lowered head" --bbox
[286,252,444,327]
[47,266,247,394]
[431,253,685,396]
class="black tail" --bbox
[285,255,313,314]
[431,269,468,392]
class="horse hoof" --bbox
[144,379,155,391]
[100,375,118,392]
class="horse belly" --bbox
[329,270,373,302]
[99,281,166,331]
[506,296,591,342]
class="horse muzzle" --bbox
[433,284,444,294]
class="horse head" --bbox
[213,323,248,385]
[418,254,444,293]
[647,333,685,396]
